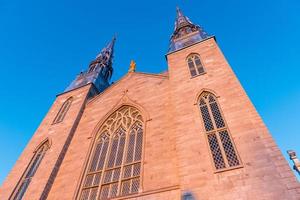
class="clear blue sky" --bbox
[0,0,299,185]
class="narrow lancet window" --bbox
[53,97,73,124]
[198,92,241,171]
[10,141,49,200]
[78,106,144,200]
[187,54,205,77]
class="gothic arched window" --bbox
[53,97,73,124]
[11,140,50,200]
[187,54,205,77]
[198,92,241,171]
[78,106,144,200]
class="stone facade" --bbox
[1,8,299,200]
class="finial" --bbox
[176,6,183,17]
[128,60,136,72]
[107,35,116,51]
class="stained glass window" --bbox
[79,106,143,200]
[187,54,205,77]
[11,140,49,200]
[199,92,241,170]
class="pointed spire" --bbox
[89,36,116,73]
[176,6,182,16]
[168,6,210,53]
[95,36,116,59]
[175,6,193,30]
[65,37,116,93]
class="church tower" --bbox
[1,7,299,200]
[166,7,300,199]
[0,38,116,200]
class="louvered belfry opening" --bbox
[79,106,144,200]
[198,92,241,171]
[11,141,49,200]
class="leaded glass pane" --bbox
[210,102,225,128]
[79,106,143,199]
[89,188,98,200]
[96,140,109,171]
[126,133,135,163]
[219,130,240,167]
[200,105,214,131]
[80,189,90,200]
[131,178,140,193]
[208,133,226,169]
[194,56,204,74]
[198,92,241,170]
[188,59,197,76]
[13,142,49,200]
[121,180,131,196]
[134,125,143,161]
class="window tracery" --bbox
[10,140,49,200]
[198,92,241,170]
[187,54,205,77]
[79,106,143,200]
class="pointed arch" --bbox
[33,138,51,153]
[89,95,150,139]
[194,88,219,105]
[197,91,241,171]
[10,140,50,199]
[78,105,144,200]
[186,53,205,77]
[53,97,73,124]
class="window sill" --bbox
[190,72,207,79]
[107,185,180,200]
[214,165,243,174]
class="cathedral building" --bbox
[1,7,299,200]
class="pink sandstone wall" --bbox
[0,84,92,199]
[1,38,299,200]
[166,37,300,199]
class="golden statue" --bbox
[128,60,136,72]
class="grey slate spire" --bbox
[65,37,116,93]
[168,7,210,53]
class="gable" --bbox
[86,72,168,107]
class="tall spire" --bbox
[65,37,116,93]
[90,36,116,73]
[175,6,193,30]
[168,6,210,53]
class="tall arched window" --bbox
[198,92,241,171]
[187,54,205,77]
[10,140,50,200]
[52,97,73,124]
[79,106,144,200]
